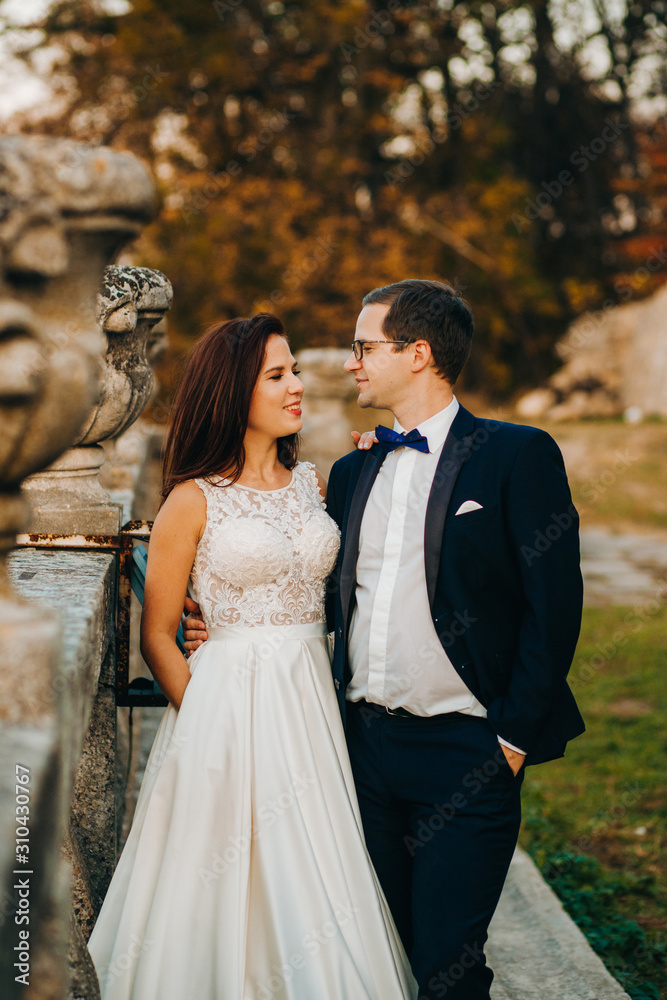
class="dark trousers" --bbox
[346,701,524,1000]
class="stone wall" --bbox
[517,282,667,421]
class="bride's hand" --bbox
[351,430,378,451]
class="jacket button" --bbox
[334,679,341,690]
[337,628,343,638]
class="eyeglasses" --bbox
[351,339,409,361]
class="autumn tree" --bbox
[5,0,665,398]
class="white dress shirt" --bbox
[346,397,525,754]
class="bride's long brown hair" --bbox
[161,313,299,500]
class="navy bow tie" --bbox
[375,425,430,454]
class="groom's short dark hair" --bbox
[362,279,473,384]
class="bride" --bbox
[87,312,417,1000]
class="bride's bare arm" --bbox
[140,481,206,710]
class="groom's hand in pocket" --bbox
[183,597,208,656]
[500,743,526,777]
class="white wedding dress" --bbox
[88,462,417,1000]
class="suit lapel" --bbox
[424,405,477,607]
[339,446,386,628]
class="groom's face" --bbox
[344,303,410,411]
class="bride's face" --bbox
[247,334,304,440]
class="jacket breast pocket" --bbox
[450,502,498,526]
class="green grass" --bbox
[520,605,667,998]
[572,458,667,532]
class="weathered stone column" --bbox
[0,136,156,1000]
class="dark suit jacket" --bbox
[325,405,585,765]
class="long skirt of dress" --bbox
[88,623,417,1000]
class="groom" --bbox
[323,279,584,999]
[185,278,584,999]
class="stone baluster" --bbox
[95,266,173,508]
[23,265,171,535]
[90,265,172,445]
[0,136,156,1000]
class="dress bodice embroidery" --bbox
[191,462,341,627]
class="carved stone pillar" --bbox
[5,140,158,536]
[0,136,156,1000]
[24,265,171,534]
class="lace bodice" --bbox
[190,462,340,627]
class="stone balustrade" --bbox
[0,136,165,1000]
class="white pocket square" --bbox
[455,500,484,515]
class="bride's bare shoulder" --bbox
[153,480,207,539]
[163,479,208,504]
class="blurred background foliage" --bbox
[4,0,667,404]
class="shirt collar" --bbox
[394,396,459,454]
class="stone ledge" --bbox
[488,847,631,999]
[9,550,116,695]
[7,550,117,808]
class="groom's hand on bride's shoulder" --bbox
[351,430,378,451]
[183,596,208,655]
